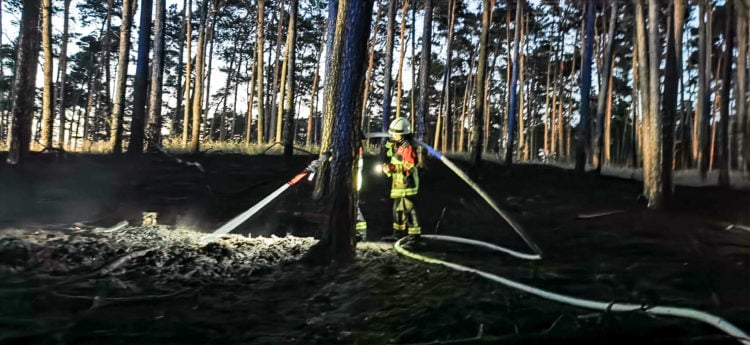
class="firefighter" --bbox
[382,117,420,238]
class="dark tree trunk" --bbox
[417,0,432,152]
[147,0,167,150]
[472,0,491,169]
[661,0,681,200]
[173,0,187,138]
[505,0,522,166]
[127,0,153,155]
[595,3,617,173]
[575,0,595,174]
[719,0,734,186]
[382,0,396,131]
[57,0,71,149]
[7,0,42,165]
[41,0,53,148]
[282,0,298,157]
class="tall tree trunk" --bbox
[441,0,456,152]
[173,0,187,138]
[575,0,595,173]
[417,0,432,148]
[517,12,526,161]
[103,0,113,122]
[7,0,42,165]
[146,0,167,150]
[316,0,373,266]
[313,0,345,200]
[256,0,265,145]
[472,0,490,168]
[643,0,664,209]
[605,57,614,164]
[82,56,99,152]
[128,0,153,155]
[382,0,396,131]
[40,0,53,148]
[504,0,522,165]
[182,0,193,146]
[543,45,552,158]
[269,1,286,143]
[595,3,617,173]
[220,39,238,142]
[307,38,324,147]
[190,0,211,154]
[395,0,410,120]
[202,17,216,140]
[698,0,712,179]
[361,3,382,133]
[246,59,256,144]
[660,0,680,200]
[276,5,291,144]
[736,0,748,172]
[57,0,71,149]
[719,0,734,186]
[282,0,298,157]
[0,0,5,146]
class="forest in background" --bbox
[0,0,749,212]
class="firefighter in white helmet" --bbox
[382,117,420,238]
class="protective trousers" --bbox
[392,196,420,237]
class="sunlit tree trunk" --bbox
[57,0,71,149]
[594,3,617,173]
[505,0,522,165]
[605,57,614,164]
[147,0,167,151]
[719,0,734,186]
[182,0,193,146]
[282,0,298,157]
[6,0,41,165]
[440,0,456,152]
[395,0,409,120]
[190,0,211,153]
[643,0,665,209]
[40,0,53,148]
[276,5,291,144]
[269,2,286,143]
[575,0,595,174]
[543,46,552,158]
[128,0,153,155]
[517,13,526,161]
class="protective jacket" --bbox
[384,139,419,198]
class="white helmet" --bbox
[388,117,411,136]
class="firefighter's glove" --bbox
[382,163,396,176]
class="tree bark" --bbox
[57,0,71,149]
[182,0,193,146]
[644,0,664,209]
[417,0,432,147]
[256,0,265,144]
[127,0,153,155]
[312,0,346,200]
[575,0,595,174]
[660,0,681,200]
[719,0,734,186]
[517,13,526,161]
[698,0,712,179]
[246,59,256,144]
[7,0,42,165]
[269,1,286,143]
[173,0,187,138]
[320,0,373,265]
[736,0,748,172]
[147,0,167,150]
[382,0,396,131]
[276,2,290,144]
[504,0,522,166]
[282,0,298,157]
[190,0,211,154]
[40,0,53,148]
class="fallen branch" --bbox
[52,288,191,303]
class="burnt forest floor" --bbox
[0,150,749,345]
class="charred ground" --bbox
[1,151,749,344]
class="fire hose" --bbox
[365,131,749,344]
